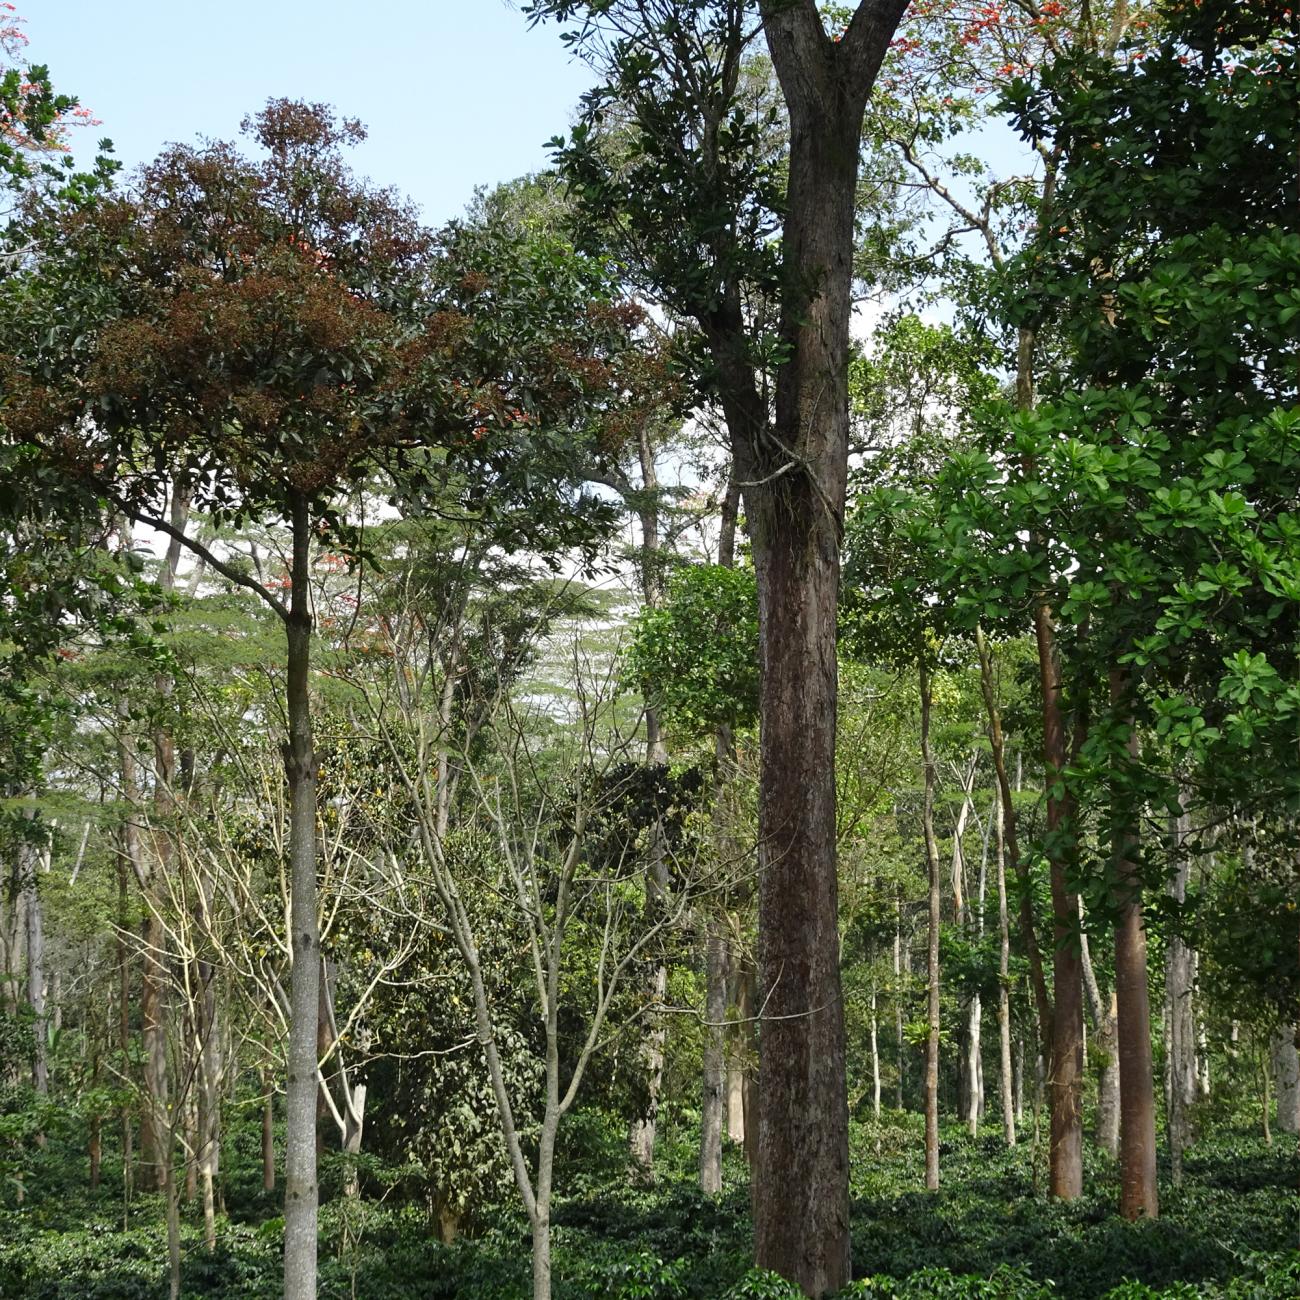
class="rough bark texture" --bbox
[282,497,322,1300]
[919,658,942,1192]
[742,8,909,1288]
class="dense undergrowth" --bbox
[1,1114,1296,1299]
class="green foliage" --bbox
[626,564,759,736]
[1,1120,1296,1297]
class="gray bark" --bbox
[20,816,47,1097]
[1165,804,1198,1182]
[282,496,322,1300]
[700,933,727,1192]
[1272,1025,1300,1135]
[1080,901,1119,1157]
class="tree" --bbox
[527,2,910,1287]
[1,95,653,1293]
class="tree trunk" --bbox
[895,892,905,1110]
[118,712,169,1193]
[184,1094,198,1203]
[994,785,1016,1146]
[700,932,727,1193]
[1079,902,1120,1157]
[629,430,671,1180]
[20,820,48,1098]
[742,8,907,1290]
[342,1080,367,1199]
[736,960,759,1177]
[1096,991,1121,1157]
[1272,1026,1300,1135]
[116,847,135,1205]
[724,932,749,1148]
[1015,1036,1025,1127]
[1112,691,1158,1220]
[870,984,882,1120]
[628,958,668,1177]
[1036,606,1084,1200]
[1261,1044,1273,1146]
[975,627,1053,1059]
[919,657,942,1192]
[282,496,322,1300]
[165,1134,182,1300]
[1166,801,1198,1182]
[531,1208,552,1300]
[261,1071,276,1192]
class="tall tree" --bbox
[529,3,910,1287]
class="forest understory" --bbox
[3,1112,1298,1300]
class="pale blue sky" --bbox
[24,0,593,225]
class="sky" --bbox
[22,0,595,226]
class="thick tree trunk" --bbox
[747,456,851,1279]
[741,8,907,1290]
[282,497,322,1300]
[919,658,942,1192]
[1112,693,1158,1221]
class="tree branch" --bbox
[121,502,290,621]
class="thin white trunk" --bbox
[870,985,881,1119]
